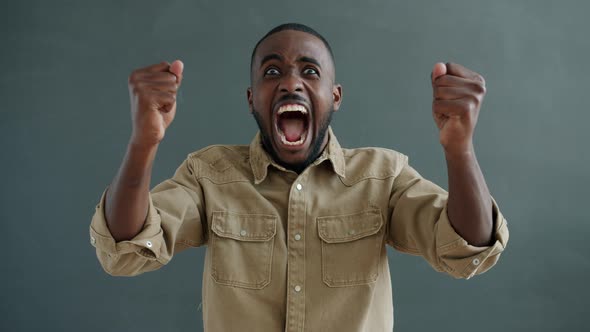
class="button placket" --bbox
[286,175,307,331]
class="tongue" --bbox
[281,118,305,142]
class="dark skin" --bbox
[104,30,493,247]
[247,30,342,171]
[432,62,494,246]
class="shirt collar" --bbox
[249,126,346,184]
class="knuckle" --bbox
[166,73,177,82]
[477,83,486,94]
[476,80,486,91]
[165,81,178,91]
[156,91,175,101]
[476,92,485,103]
[154,72,175,82]
[466,99,478,112]
[471,81,485,94]
[440,76,452,85]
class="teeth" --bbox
[279,132,306,146]
[276,103,308,146]
[277,104,308,115]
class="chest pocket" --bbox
[210,211,277,289]
[318,209,384,287]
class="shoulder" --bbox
[186,145,252,182]
[340,147,408,186]
[188,144,250,164]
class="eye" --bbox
[303,67,319,76]
[264,67,280,76]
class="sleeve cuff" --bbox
[89,187,164,260]
[434,197,509,279]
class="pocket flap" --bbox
[318,209,383,243]
[211,211,277,241]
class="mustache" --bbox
[276,93,308,105]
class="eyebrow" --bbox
[259,53,322,69]
[260,53,284,68]
[298,56,321,68]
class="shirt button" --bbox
[90,236,96,245]
[294,234,301,241]
[146,241,153,248]
[240,230,247,236]
[296,183,303,191]
[472,258,480,266]
[294,285,301,292]
[348,230,356,236]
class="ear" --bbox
[332,84,343,112]
[246,87,253,113]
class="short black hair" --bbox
[250,23,335,71]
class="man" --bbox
[89,23,509,331]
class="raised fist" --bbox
[431,62,486,156]
[127,60,184,147]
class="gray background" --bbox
[1,0,588,331]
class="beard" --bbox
[252,105,334,174]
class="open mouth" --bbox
[275,104,310,146]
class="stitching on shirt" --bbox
[156,255,170,266]
[317,209,383,243]
[318,210,384,287]
[210,224,274,289]
[437,260,454,274]
[339,148,407,187]
[189,146,252,184]
[187,144,245,159]
[209,158,233,172]
[389,242,421,255]
[199,176,251,185]
[169,158,206,247]
[436,238,465,253]
[176,239,200,247]
[339,174,398,187]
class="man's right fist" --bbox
[127,60,184,147]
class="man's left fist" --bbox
[431,62,486,156]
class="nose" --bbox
[279,71,303,93]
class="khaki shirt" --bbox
[90,128,509,332]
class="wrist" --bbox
[127,140,159,160]
[128,136,159,151]
[443,143,475,162]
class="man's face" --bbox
[248,30,342,172]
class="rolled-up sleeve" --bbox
[89,157,206,277]
[387,163,509,279]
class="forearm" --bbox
[105,142,159,241]
[445,147,493,246]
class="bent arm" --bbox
[445,148,493,247]
[105,143,158,241]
